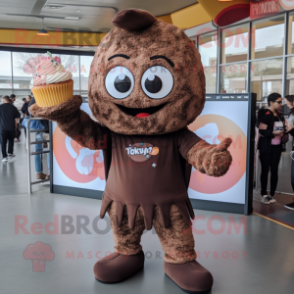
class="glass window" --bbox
[203,66,216,93]
[0,51,12,89]
[80,56,94,91]
[12,52,42,89]
[250,58,283,101]
[198,32,217,67]
[59,55,80,90]
[286,57,294,95]
[251,16,285,60]
[220,63,247,93]
[287,12,294,54]
[12,53,80,90]
[221,25,249,64]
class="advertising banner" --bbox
[188,95,250,205]
[250,0,294,20]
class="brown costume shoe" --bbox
[164,260,213,294]
[94,251,145,283]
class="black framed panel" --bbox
[190,199,245,214]
[188,93,256,215]
[53,185,103,200]
[49,121,53,193]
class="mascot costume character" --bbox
[31,9,232,294]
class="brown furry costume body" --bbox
[31,9,232,294]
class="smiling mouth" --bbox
[116,103,167,118]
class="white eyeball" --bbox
[141,66,174,99]
[105,66,134,99]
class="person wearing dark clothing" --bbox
[21,95,32,117]
[10,94,22,141]
[20,97,29,137]
[0,96,20,162]
[284,95,294,211]
[21,98,29,117]
[257,93,286,204]
[10,94,16,104]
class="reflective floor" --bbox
[0,132,50,196]
[0,132,294,294]
[253,190,294,228]
[255,139,294,195]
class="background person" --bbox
[21,96,31,117]
[257,93,286,205]
[21,96,32,131]
[283,95,294,211]
[20,96,31,137]
[10,94,21,142]
[9,94,16,104]
[0,95,20,162]
[28,97,50,180]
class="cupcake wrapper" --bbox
[32,80,74,108]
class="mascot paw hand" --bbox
[29,103,43,117]
[202,138,232,177]
[29,95,82,120]
[29,102,59,119]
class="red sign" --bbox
[250,0,280,19]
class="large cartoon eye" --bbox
[141,66,174,99]
[105,66,134,99]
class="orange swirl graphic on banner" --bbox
[53,126,105,183]
[188,114,247,194]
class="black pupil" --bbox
[114,74,131,93]
[145,75,162,93]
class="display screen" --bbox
[188,95,249,204]
[52,95,250,205]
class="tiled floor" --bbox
[0,131,294,294]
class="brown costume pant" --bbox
[108,202,196,264]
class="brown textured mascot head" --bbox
[88,9,205,135]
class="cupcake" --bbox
[31,52,73,107]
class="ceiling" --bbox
[0,0,198,33]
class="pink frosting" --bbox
[31,57,71,87]
[36,60,57,76]
[34,76,47,86]
[33,60,57,86]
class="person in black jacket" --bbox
[21,95,31,117]
[284,95,294,211]
[0,95,20,162]
[10,94,22,142]
[257,93,285,204]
